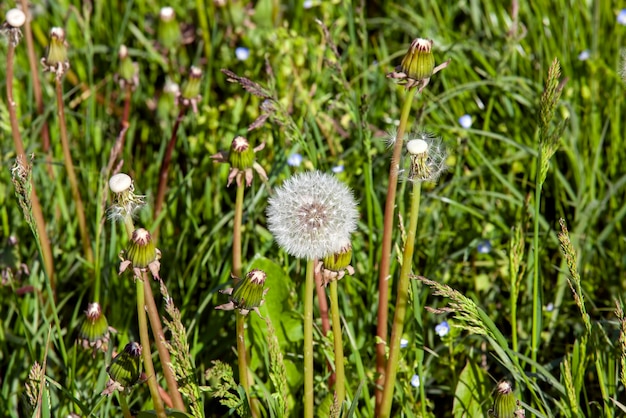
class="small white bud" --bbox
[406,139,428,155]
[6,9,26,28]
[109,173,132,193]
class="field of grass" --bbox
[1,0,626,417]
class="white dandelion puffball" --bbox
[267,171,358,260]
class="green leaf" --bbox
[453,361,490,418]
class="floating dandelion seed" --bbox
[267,171,358,260]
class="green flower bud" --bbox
[107,342,142,388]
[158,6,181,50]
[125,228,157,269]
[322,242,353,272]
[77,302,110,352]
[400,38,434,82]
[228,136,255,170]
[490,381,523,418]
[216,269,269,315]
[41,27,70,77]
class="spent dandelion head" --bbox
[404,132,448,183]
[216,269,269,316]
[211,136,268,187]
[108,173,145,222]
[114,45,139,90]
[40,27,70,79]
[2,8,26,46]
[178,66,203,113]
[267,171,358,260]
[387,38,450,92]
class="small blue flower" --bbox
[545,302,554,312]
[303,0,314,9]
[410,374,420,388]
[400,338,409,348]
[458,114,472,129]
[235,47,250,61]
[332,165,344,173]
[618,9,626,25]
[435,321,449,337]
[287,153,303,167]
[578,50,590,61]
[477,240,492,254]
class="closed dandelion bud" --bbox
[158,6,181,50]
[323,241,353,272]
[107,342,142,388]
[116,45,139,90]
[229,136,255,170]
[178,66,202,112]
[78,302,110,352]
[125,228,157,268]
[41,27,70,77]
[400,38,435,82]
[490,381,523,418]
[216,269,269,316]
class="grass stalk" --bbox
[55,78,94,264]
[329,280,345,408]
[154,108,186,226]
[530,144,542,371]
[6,33,56,293]
[375,86,417,409]
[304,259,315,418]
[136,274,167,418]
[380,181,422,418]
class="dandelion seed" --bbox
[435,320,450,337]
[458,114,473,129]
[267,171,358,259]
[477,240,492,254]
[235,46,250,61]
[618,9,626,26]
[410,374,420,388]
[577,50,590,61]
[287,153,303,167]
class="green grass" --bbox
[1,0,626,416]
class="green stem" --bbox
[236,312,256,414]
[118,392,132,418]
[375,87,417,411]
[380,181,422,418]
[329,280,345,408]
[136,274,166,418]
[531,145,543,371]
[55,78,94,265]
[304,259,315,418]
[233,183,244,278]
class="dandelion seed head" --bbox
[267,171,358,259]
[6,9,26,28]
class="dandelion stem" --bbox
[154,108,186,229]
[55,78,94,265]
[304,259,315,418]
[136,274,166,418]
[233,183,244,278]
[236,312,255,415]
[329,280,345,408]
[380,181,422,418]
[143,277,186,412]
[315,270,333,385]
[531,145,543,372]
[375,87,417,410]
[6,35,56,294]
[118,392,132,418]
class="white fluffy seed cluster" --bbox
[267,171,358,260]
